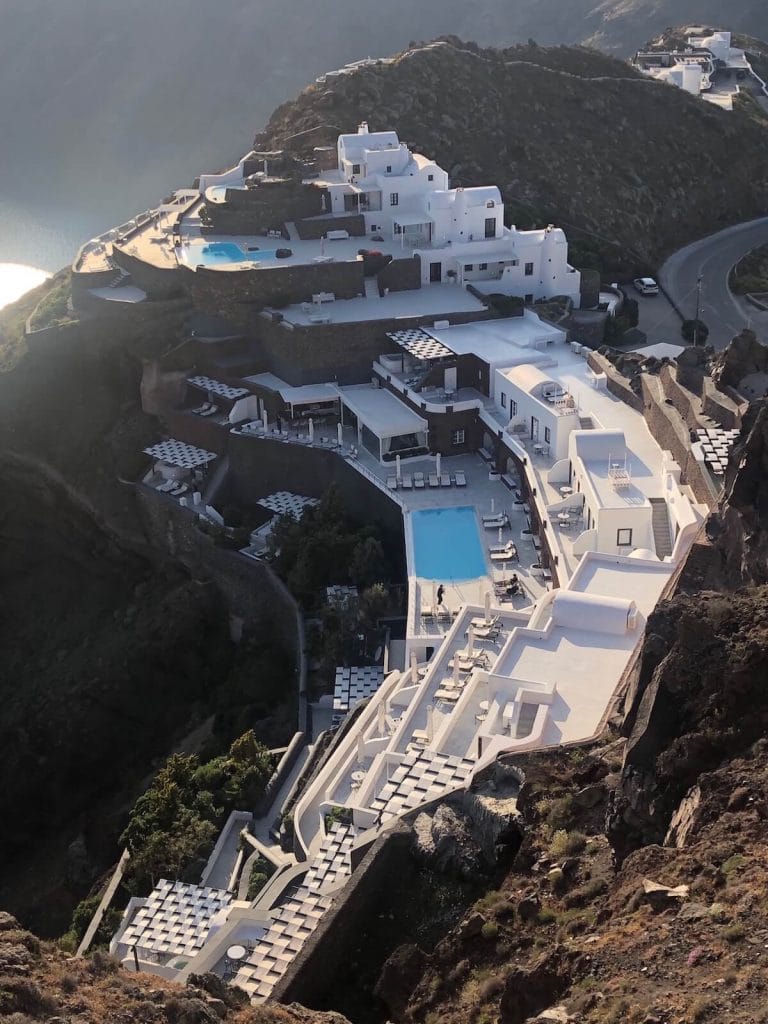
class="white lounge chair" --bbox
[386,476,397,490]
[440,473,451,487]
[414,472,426,489]
[483,514,509,529]
[490,545,518,562]
[157,480,175,493]
[489,539,516,555]
[454,471,467,487]
[401,474,413,489]
[428,473,439,488]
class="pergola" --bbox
[339,386,428,462]
[393,213,433,247]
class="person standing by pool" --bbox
[436,584,445,606]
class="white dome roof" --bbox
[629,547,659,561]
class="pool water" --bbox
[411,506,487,581]
[193,242,279,265]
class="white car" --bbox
[633,276,659,296]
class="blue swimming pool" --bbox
[411,506,487,581]
[193,242,279,265]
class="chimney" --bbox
[358,121,369,135]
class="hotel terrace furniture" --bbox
[482,513,509,529]
[401,474,413,488]
[490,545,519,562]
[429,473,440,488]
[489,538,517,555]
[387,476,397,490]
[454,471,467,487]
[440,474,451,487]
[414,472,426,489]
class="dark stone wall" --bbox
[71,267,117,293]
[377,256,421,295]
[294,214,365,240]
[111,247,187,300]
[458,353,490,395]
[71,292,190,326]
[254,316,395,386]
[185,260,366,321]
[587,351,644,412]
[273,829,413,1008]
[226,434,406,553]
[205,181,325,235]
[161,410,232,454]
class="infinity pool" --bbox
[411,507,487,581]
[189,242,279,266]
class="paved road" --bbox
[659,216,768,350]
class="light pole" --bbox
[694,274,703,346]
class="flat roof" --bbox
[339,384,427,437]
[281,285,485,326]
[427,313,565,367]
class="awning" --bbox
[144,440,218,469]
[387,328,453,361]
[188,375,249,400]
[393,213,434,227]
[279,383,340,407]
[340,385,428,438]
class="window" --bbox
[428,173,434,181]
[510,259,519,267]
[544,426,551,443]
[486,200,495,208]
[352,163,361,174]
[525,262,534,276]
[510,399,517,416]
[479,263,487,271]
[525,293,533,304]
[451,428,465,446]
[501,393,507,408]
[617,528,633,547]
[390,192,399,206]
[464,264,473,272]
[386,165,392,173]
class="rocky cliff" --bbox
[257,37,768,267]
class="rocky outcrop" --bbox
[710,328,768,390]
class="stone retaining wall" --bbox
[587,350,643,412]
[294,214,365,240]
[185,259,366,320]
[111,247,187,299]
[377,256,421,294]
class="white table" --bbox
[559,485,573,496]
[227,944,247,961]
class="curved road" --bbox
[659,216,768,350]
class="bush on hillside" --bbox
[681,319,709,345]
[487,293,524,317]
[119,732,273,893]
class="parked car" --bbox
[633,276,659,296]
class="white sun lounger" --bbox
[454,471,467,487]
[401,474,413,489]
[483,514,509,529]
[157,480,175,493]
[490,545,518,562]
[489,540,516,555]
[440,474,451,487]
[414,472,426,489]
[387,476,397,490]
[428,473,439,488]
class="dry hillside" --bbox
[258,38,768,268]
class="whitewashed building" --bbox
[313,123,581,305]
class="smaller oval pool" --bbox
[411,506,487,581]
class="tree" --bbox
[350,536,387,587]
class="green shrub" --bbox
[549,829,587,858]
[28,271,73,331]
[723,922,746,942]
[543,794,575,829]
[681,318,709,344]
[480,920,499,940]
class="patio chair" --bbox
[489,539,516,555]
[483,513,509,529]
[386,476,397,491]
[414,472,426,489]
[440,473,451,487]
[401,474,413,489]
[490,545,518,562]
[454,470,467,487]
[428,473,439,488]
[157,480,175,493]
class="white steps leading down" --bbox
[649,497,673,559]
[232,823,356,1000]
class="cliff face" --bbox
[0,911,351,1024]
[258,37,768,265]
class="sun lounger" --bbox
[401,474,413,489]
[454,471,467,487]
[428,473,439,488]
[490,546,518,562]
[440,473,451,487]
[471,614,500,629]
[435,689,460,702]
[414,472,426,489]
[489,540,516,555]
[483,514,509,529]
[387,476,397,490]
[157,480,175,493]
[200,405,219,418]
